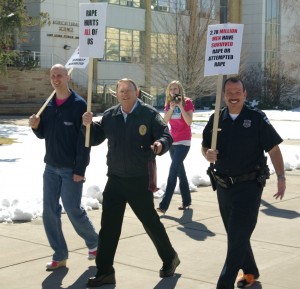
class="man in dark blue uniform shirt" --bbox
[202,77,286,289]
[82,78,180,287]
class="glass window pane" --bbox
[151,33,158,62]
[106,28,119,61]
[266,0,272,21]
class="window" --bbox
[101,0,142,8]
[105,28,120,61]
[198,0,216,19]
[151,33,177,64]
[265,0,280,69]
[120,29,132,60]
[105,28,141,62]
[151,0,186,13]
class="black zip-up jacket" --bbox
[87,100,173,178]
[32,89,90,176]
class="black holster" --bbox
[256,156,270,187]
[207,164,217,191]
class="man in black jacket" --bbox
[29,64,98,270]
[82,78,180,287]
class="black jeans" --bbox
[216,180,263,289]
[95,175,176,274]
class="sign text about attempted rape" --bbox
[204,24,244,76]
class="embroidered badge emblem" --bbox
[243,120,251,128]
[139,125,147,135]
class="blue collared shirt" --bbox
[120,100,139,122]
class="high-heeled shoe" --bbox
[156,207,166,214]
[178,205,190,210]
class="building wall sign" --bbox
[47,19,79,39]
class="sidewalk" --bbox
[0,170,299,289]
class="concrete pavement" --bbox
[0,170,299,289]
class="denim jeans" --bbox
[43,164,98,261]
[159,144,191,212]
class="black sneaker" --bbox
[237,274,259,288]
[159,253,180,277]
[87,272,116,287]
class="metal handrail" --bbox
[108,88,117,97]
[140,90,154,105]
[104,88,154,106]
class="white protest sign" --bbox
[65,46,89,69]
[204,23,244,76]
[79,3,107,58]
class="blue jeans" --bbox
[43,165,98,261]
[159,144,191,212]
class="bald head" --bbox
[50,64,68,76]
[50,64,70,97]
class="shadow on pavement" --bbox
[251,281,262,289]
[0,158,21,163]
[42,266,100,289]
[161,209,216,241]
[153,273,181,289]
[260,199,300,219]
[0,123,29,138]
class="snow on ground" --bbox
[0,109,299,223]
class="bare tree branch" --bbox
[147,1,219,101]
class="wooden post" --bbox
[85,58,93,147]
[207,74,223,190]
[211,74,223,150]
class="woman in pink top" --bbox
[157,80,194,214]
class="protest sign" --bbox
[204,23,244,152]
[79,3,107,146]
[79,3,107,58]
[204,23,244,76]
[65,46,89,69]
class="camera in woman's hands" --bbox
[172,94,181,103]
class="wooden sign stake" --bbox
[85,58,93,147]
